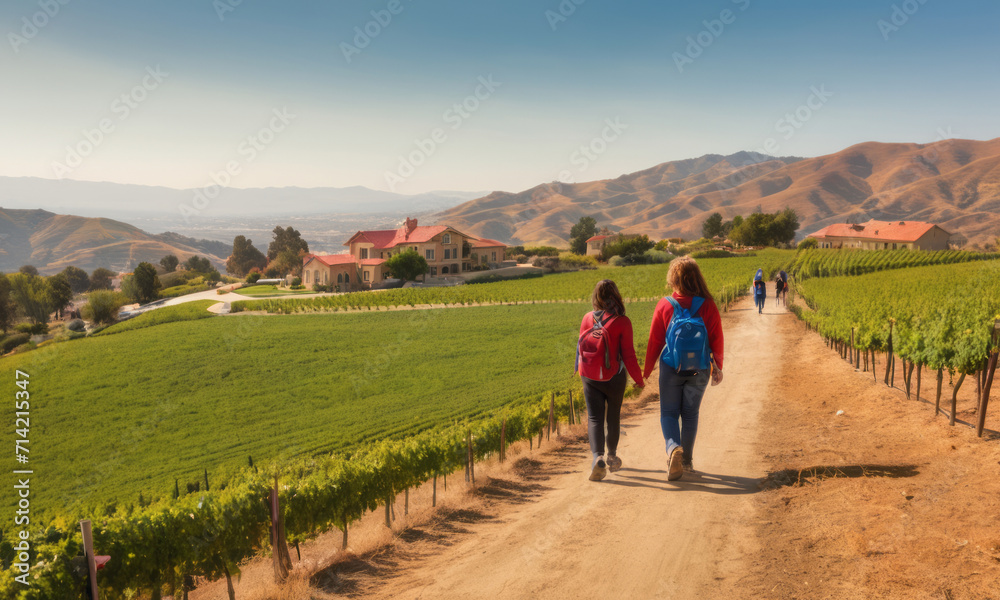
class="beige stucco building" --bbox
[809,220,952,251]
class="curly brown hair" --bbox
[666,256,714,302]
[591,279,626,316]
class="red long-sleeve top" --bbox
[577,312,645,386]
[643,293,725,380]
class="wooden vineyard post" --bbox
[547,394,555,441]
[80,520,100,600]
[500,419,507,463]
[916,363,922,402]
[468,432,476,487]
[950,373,967,426]
[569,390,577,425]
[904,361,914,399]
[404,488,409,516]
[975,320,999,437]
[270,477,291,582]
[935,369,944,415]
[385,496,392,528]
[432,474,437,507]
[850,329,854,364]
[884,322,893,386]
[872,349,877,382]
[465,432,471,483]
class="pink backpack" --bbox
[576,311,619,381]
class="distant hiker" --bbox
[774,274,785,307]
[778,270,788,306]
[753,268,766,314]
[576,279,645,482]
[643,257,724,481]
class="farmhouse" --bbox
[302,218,507,289]
[808,220,952,251]
[585,235,610,257]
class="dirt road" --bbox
[350,294,784,600]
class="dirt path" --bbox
[327,292,780,600]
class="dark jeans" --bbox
[582,369,627,456]
[658,368,710,463]
[755,295,765,313]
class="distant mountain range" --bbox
[0,208,231,274]
[433,138,1000,247]
[0,177,484,224]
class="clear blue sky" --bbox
[1,0,998,194]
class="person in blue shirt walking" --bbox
[753,268,766,314]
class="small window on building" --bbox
[431,267,437,276]
[442,266,449,274]
[345,274,350,283]
[491,251,497,261]
[426,249,435,260]
[443,233,451,244]
[360,248,369,259]
[323,272,328,284]
[305,271,310,283]
[444,248,451,260]
[337,273,343,283]
[364,271,370,281]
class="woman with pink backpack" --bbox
[576,279,645,481]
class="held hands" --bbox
[711,368,723,386]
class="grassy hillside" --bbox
[4,301,655,518]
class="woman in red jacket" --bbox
[643,257,724,481]
[577,280,644,481]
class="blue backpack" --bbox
[660,297,711,373]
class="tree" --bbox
[385,249,429,281]
[90,267,115,290]
[9,273,53,325]
[600,234,655,262]
[729,208,799,247]
[183,255,213,272]
[47,273,74,318]
[19,265,39,277]
[160,255,180,273]
[0,274,14,333]
[569,216,598,255]
[226,236,268,276]
[267,226,309,261]
[797,237,819,250]
[81,290,125,325]
[126,262,162,304]
[702,213,724,239]
[270,249,306,278]
[61,266,90,294]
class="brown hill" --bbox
[0,208,230,274]
[433,139,1000,247]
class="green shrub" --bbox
[290,284,306,290]
[82,290,127,325]
[797,237,818,250]
[514,254,528,264]
[524,246,560,257]
[608,255,625,267]
[2,333,30,354]
[16,322,49,335]
[690,249,736,259]
[67,319,86,332]
[246,271,261,284]
[643,249,672,264]
[291,277,302,287]
[558,253,599,269]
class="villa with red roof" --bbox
[302,218,506,290]
[585,235,611,257]
[808,219,951,251]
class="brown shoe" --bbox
[607,455,623,472]
[589,459,607,482]
[667,447,684,481]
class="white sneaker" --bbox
[589,459,607,481]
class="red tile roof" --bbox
[359,258,386,266]
[345,229,398,249]
[471,237,506,248]
[304,253,357,266]
[809,220,944,242]
[390,225,448,246]
[586,235,610,243]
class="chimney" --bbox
[402,217,417,239]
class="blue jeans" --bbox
[755,295,765,313]
[659,368,710,463]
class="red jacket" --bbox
[577,312,644,386]
[643,293,724,380]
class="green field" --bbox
[94,300,218,336]
[5,301,657,518]
[231,251,793,313]
[233,284,317,297]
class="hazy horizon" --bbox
[2,0,999,196]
